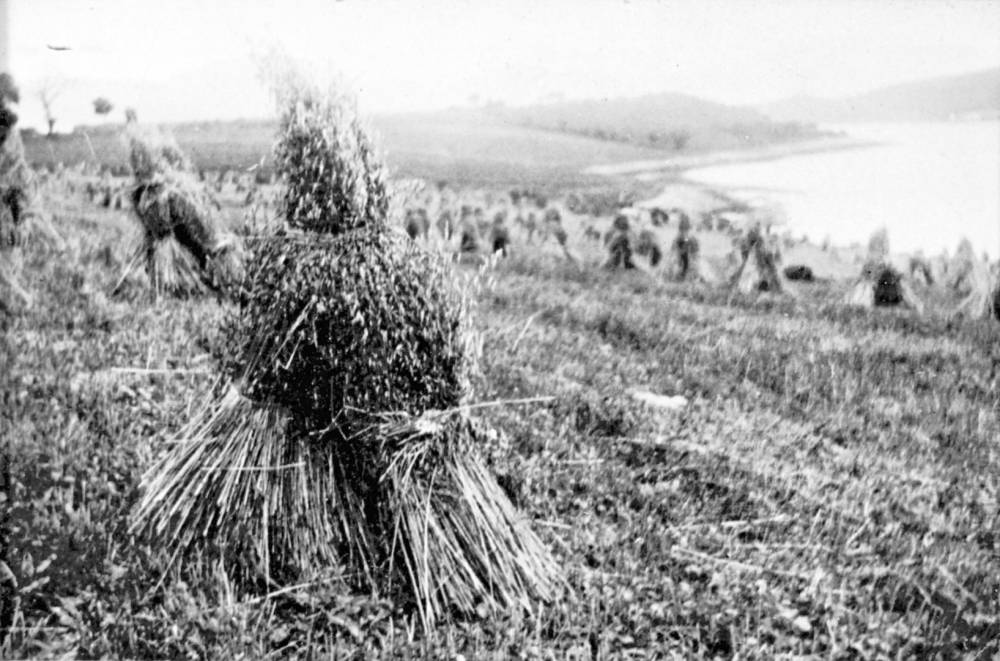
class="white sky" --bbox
[6,0,1000,130]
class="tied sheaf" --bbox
[126,76,563,630]
[227,228,466,433]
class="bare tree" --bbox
[37,78,66,137]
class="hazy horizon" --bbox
[6,0,1000,131]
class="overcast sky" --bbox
[6,0,1000,131]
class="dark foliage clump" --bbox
[784,264,814,282]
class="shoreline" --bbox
[585,134,881,177]
[613,134,881,278]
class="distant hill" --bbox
[760,67,1000,123]
[22,90,827,185]
[427,92,827,151]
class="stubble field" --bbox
[2,178,999,659]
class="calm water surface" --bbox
[686,122,1000,258]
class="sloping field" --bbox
[3,189,997,657]
[22,117,670,190]
[376,117,668,167]
[375,117,670,188]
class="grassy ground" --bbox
[2,182,998,659]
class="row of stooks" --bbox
[15,118,995,324]
[398,188,998,319]
[1,72,563,629]
[4,138,998,324]
[598,214,998,319]
[6,160,999,323]
[19,146,999,318]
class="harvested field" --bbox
[3,25,999,653]
[3,182,998,657]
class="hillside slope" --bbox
[449,93,825,150]
[760,67,1000,123]
[21,115,671,188]
[22,89,826,179]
